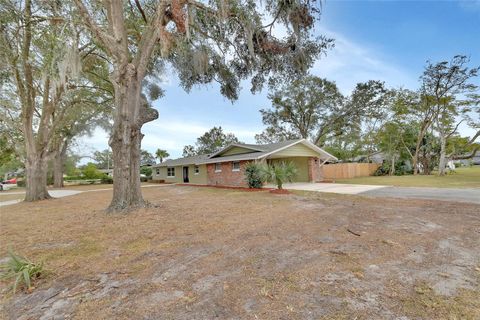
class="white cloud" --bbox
[74,127,110,153]
[313,29,417,94]
[75,120,260,162]
[142,120,260,158]
[458,0,480,14]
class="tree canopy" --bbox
[72,0,332,211]
[183,126,240,156]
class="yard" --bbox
[1,185,479,319]
[336,166,480,188]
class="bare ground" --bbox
[0,185,479,319]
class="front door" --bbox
[183,166,189,183]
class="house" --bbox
[98,169,113,177]
[351,151,386,164]
[152,139,337,187]
[454,151,480,166]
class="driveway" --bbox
[0,190,83,207]
[276,182,480,204]
[0,184,173,207]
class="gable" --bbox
[267,142,321,159]
[215,146,261,157]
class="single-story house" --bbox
[152,139,337,187]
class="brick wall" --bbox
[207,161,248,187]
[308,157,322,182]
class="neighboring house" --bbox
[98,169,113,176]
[454,151,480,166]
[152,139,337,187]
[351,151,386,164]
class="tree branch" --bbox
[133,0,148,23]
[73,0,118,58]
[446,119,464,139]
[451,146,479,160]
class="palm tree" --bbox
[155,149,169,163]
[261,161,297,189]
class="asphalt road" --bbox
[360,186,480,204]
[274,183,480,205]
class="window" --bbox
[214,163,222,172]
[232,161,240,171]
[194,166,200,174]
[156,168,160,175]
[167,167,175,177]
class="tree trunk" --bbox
[53,141,68,188]
[276,178,283,190]
[107,65,158,212]
[412,148,419,175]
[412,130,424,175]
[390,156,395,176]
[438,132,447,176]
[25,152,51,201]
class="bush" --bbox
[374,160,413,176]
[140,176,149,182]
[64,176,82,181]
[0,250,44,293]
[16,179,26,187]
[101,175,113,184]
[82,163,102,179]
[245,162,264,188]
[140,167,152,177]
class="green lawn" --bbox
[336,166,480,188]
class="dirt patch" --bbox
[269,189,291,194]
[0,194,24,202]
[1,185,479,319]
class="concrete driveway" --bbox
[275,183,480,204]
[0,190,83,207]
[0,184,174,207]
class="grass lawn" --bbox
[336,166,480,188]
[1,185,479,319]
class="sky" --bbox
[77,0,480,161]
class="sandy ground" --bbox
[0,185,479,319]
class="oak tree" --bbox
[73,0,332,211]
[1,0,114,199]
[183,126,239,156]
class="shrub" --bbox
[64,175,84,181]
[0,250,44,293]
[245,162,264,188]
[374,160,413,176]
[16,179,26,187]
[140,176,149,182]
[140,167,152,177]
[82,163,102,179]
[261,161,297,190]
[101,175,113,184]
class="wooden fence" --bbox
[320,163,380,180]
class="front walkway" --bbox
[273,182,480,204]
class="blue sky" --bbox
[78,0,480,160]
